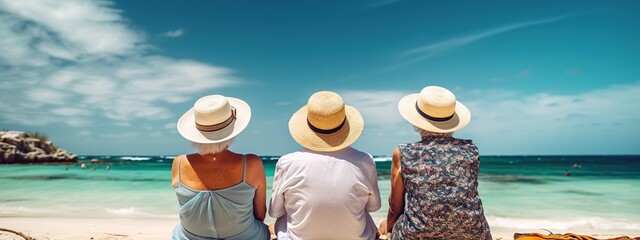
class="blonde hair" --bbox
[413,126,453,138]
[191,138,235,155]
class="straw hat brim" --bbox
[398,93,471,133]
[177,98,251,143]
[289,105,364,152]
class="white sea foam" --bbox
[119,156,152,161]
[0,206,53,215]
[105,207,174,219]
[486,216,640,230]
[373,156,391,162]
[106,207,137,215]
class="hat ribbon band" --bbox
[307,118,346,134]
[415,102,454,122]
[196,108,236,132]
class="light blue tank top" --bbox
[172,155,269,240]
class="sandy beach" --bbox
[0,218,177,240]
[2,217,639,240]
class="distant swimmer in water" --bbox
[564,170,571,176]
[106,165,111,170]
[81,163,86,169]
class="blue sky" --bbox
[1,0,639,156]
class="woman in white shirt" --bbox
[269,91,381,240]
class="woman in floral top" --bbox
[387,86,491,239]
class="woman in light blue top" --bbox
[172,95,269,240]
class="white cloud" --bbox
[340,90,408,126]
[0,1,237,127]
[464,82,640,134]
[163,28,184,38]
[0,0,144,59]
[24,88,70,104]
[460,82,640,154]
[64,118,91,127]
[163,122,178,133]
[339,90,416,153]
[0,14,51,67]
[339,82,640,154]
[50,107,92,116]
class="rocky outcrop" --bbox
[0,131,77,164]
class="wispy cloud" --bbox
[400,16,569,64]
[0,0,237,127]
[367,0,403,9]
[163,28,184,38]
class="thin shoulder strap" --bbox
[242,155,247,182]
[178,155,185,183]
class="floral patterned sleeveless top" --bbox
[392,136,492,240]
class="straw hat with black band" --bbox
[398,86,471,133]
[177,95,251,143]
[289,91,364,152]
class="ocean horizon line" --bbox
[66,154,640,164]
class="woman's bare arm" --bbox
[246,154,267,221]
[386,148,405,232]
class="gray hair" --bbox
[413,126,453,138]
[191,138,235,155]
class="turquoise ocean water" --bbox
[1,155,639,232]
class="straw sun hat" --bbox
[289,91,364,152]
[177,95,251,143]
[398,86,471,133]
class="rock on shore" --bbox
[0,131,77,164]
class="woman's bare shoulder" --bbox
[243,153,265,171]
[171,154,187,169]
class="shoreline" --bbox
[0,161,78,166]
[1,217,639,240]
